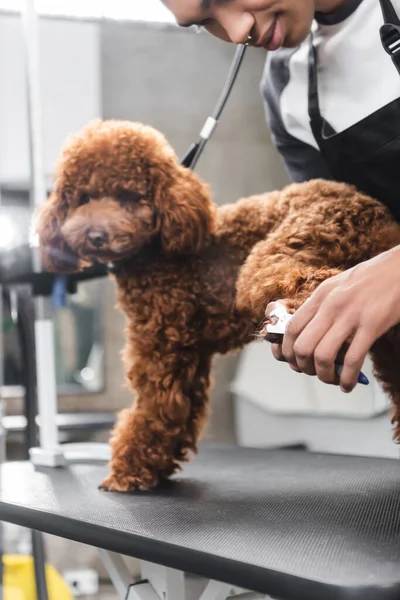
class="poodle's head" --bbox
[35,119,214,273]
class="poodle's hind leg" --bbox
[370,326,400,444]
[100,351,212,492]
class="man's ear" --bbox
[155,165,215,254]
[34,191,84,273]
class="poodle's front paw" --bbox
[99,471,160,493]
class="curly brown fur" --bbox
[35,119,400,492]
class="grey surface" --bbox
[1,447,400,600]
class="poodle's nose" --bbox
[88,230,107,248]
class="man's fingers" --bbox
[284,286,354,375]
[271,343,285,362]
[339,330,374,392]
[283,300,328,374]
[271,344,302,371]
[312,320,355,384]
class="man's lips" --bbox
[254,15,284,51]
[255,18,277,47]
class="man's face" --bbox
[162,0,316,50]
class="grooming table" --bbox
[1,446,400,600]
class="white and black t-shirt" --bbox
[261,0,400,182]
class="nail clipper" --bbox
[266,304,369,386]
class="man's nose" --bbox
[217,10,254,44]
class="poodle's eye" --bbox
[118,191,142,205]
[78,193,91,206]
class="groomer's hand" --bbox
[267,245,400,393]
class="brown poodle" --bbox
[35,119,400,492]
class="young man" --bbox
[162,0,400,394]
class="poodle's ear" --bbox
[156,166,215,254]
[34,191,83,273]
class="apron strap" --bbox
[379,0,400,24]
[308,32,336,147]
[379,0,400,75]
[308,35,319,124]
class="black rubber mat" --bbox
[1,446,400,600]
